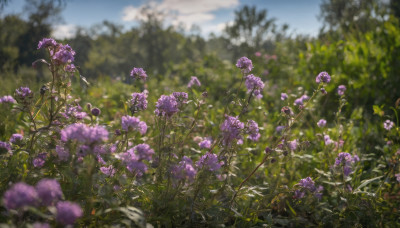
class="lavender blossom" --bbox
[33,223,51,228]
[245,74,264,99]
[100,165,116,177]
[199,138,212,149]
[119,144,154,176]
[130,144,154,161]
[56,201,83,225]
[130,67,147,81]
[172,92,188,107]
[91,107,101,116]
[324,135,334,145]
[294,177,323,199]
[130,91,148,112]
[196,153,224,171]
[337,85,346,96]
[61,123,108,145]
[246,120,261,141]
[33,153,47,168]
[15,87,33,100]
[187,76,201,88]
[288,139,298,151]
[316,71,331,84]
[276,126,285,133]
[53,44,75,64]
[220,115,244,146]
[384,120,395,131]
[0,95,16,104]
[65,64,76,72]
[154,94,179,117]
[171,156,197,181]
[121,115,147,135]
[334,152,359,176]
[317,119,327,128]
[10,134,23,144]
[236,56,253,73]
[56,145,70,161]
[0,141,11,152]
[281,93,288,100]
[395,173,400,183]
[38,38,57,49]
[36,179,63,206]
[3,182,38,210]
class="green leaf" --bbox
[372,105,384,117]
[355,176,384,191]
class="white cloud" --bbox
[201,21,232,36]
[52,24,77,39]
[121,0,238,31]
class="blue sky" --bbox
[2,0,323,38]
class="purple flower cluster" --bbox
[56,145,70,161]
[0,141,11,152]
[171,156,197,181]
[395,173,400,183]
[294,177,323,200]
[3,182,38,210]
[337,85,346,96]
[384,120,395,130]
[155,94,179,117]
[172,92,188,107]
[10,134,23,144]
[15,87,33,100]
[119,144,154,176]
[317,119,327,128]
[187,76,201,88]
[294,95,309,106]
[220,115,244,146]
[288,139,298,151]
[0,95,16,104]
[64,64,76,72]
[33,153,47,168]
[36,179,63,206]
[245,74,264,99]
[316,71,331,84]
[196,153,224,171]
[334,152,360,176]
[53,44,75,64]
[131,91,148,111]
[61,123,109,145]
[56,201,83,225]
[199,138,212,149]
[63,104,87,120]
[121,115,147,135]
[324,135,334,145]
[276,125,285,133]
[281,93,288,101]
[100,165,116,177]
[236,56,253,73]
[246,120,261,141]
[130,67,147,81]
[37,38,57,49]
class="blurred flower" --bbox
[91,107,101,116]
[53,44,75,64]
[281,93,288,100]
[324,135,334,145]
[187,76,201,88]
[33,153,47,168]
[337,85,346,96]
[288,139,298,151]
[0,141,11,153]
[36,179,63,206]
[171,156,197,181]
[65,64,76,72]
[155,94,179,117]
[246,120,261,141]
[10,134,23,144]
[276,125,285,133]
[294,177,323,200]
[236,56,253,73]
[320,88,327,95]
[56,145,70,161]
[395,173,400,183]
[199,138,212,149]
[61,123,108,145]
[131,91,148,112]
[33,223,50,228]
[119,144,154,176]
[245,74,264,99]
[121,115,147,135]
[334,152,359,176]
[317,119,327,128]
[100,165,116,177]
[172,92,188,107]
[56,201,83,225]
[383,120,395,130]
[15,87,33,101]
[0,95,16,104]
[316,71,331,84]
[130,67,147,81]
[255,52,261,57]
[3,182,38,210]
[196,153,224,171]
[220,115,244,146]
[37,38,57,49]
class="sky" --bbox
[2,0,323,39]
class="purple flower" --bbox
[61,123,108,145]
[220,115,244,146]
[246,120,261,141]
[56,201,83,225]
[196,153,224,171]
[154,94,179,117]
[199,138,212,149]
[130,67,147,81]
[288,139,298,151]
[10,134,23,144]
[56,145,70,161]
[298,177,316,192]
[171,156,197,181]
[121,115,147,135]
[294,177,323,199]
[316,71,331,84]
[276,126,285,133]
[317,119,327,128]
[187,76,201,88]
[324,135,334,145]
[337,85,346,96]
[100,165,116,177]
[245,74,264,99]
[91,107,101,116]
[294,98,303,106]
[37,38,57,49]
[33,222,51,228]
[65,64,76,72]
[294,190,305,199]
[33,153,47,168]
[0,95,16,104]
[334,152,359,176]
[281,93,288,101]
[36,179,63,206]
[320,88,328,95]
[131,91,148,112]
[384,120,395,130]
[130,144,154,161]
[395,173,400,183]
[53,44,75,64]
[0,141,11,152]
[3,182,38,210]
[119,144,154,176]
[15,87,33,100]
[172,92,188,107]
[236,56,253,73]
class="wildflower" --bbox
[0,141,11,153]
[245,74,264,99]
[171,156,197,181]
[383,120,395,131]
[276,126,285,133]
[246,120,261,141]
[15,87,33,101]
[187,76,201,88]
[56,145,69,161]
[317,119,327,128]
[288,139,298,151]
[294,95,309,106]
[65,64,76,72]
[324,135,334,145]
[220,115,244,146]
[130,67,147,81]
[0,95,16,104]
[154,94,179,117]
[395,173,400,183]
[281,93,288,100]
[334,152,359,176]
[121,115,147,135]
[130,144,154,161]
[196,153,224,171]
[53,44,75,64]
[10,134,23,144]
[130,91,148,112]
[100,165,116,177]
[38,38,57,49]
[281,106,292,115]
[61,123,108,145]
[337,85,346,96]
[172,92,188,107]
[91,108,101,116]
[33,153,47,168]
[320,88,327,95]
[56,201,83,225]
[255,52,261,57]
[3,182,38,210]
[36,179,63,206]
[294,177,323,199]
[236,56,253,73]
[298,177,316,191]
[119,144,154,176]
[315,71,331,84]
[33,223,50,228]
[199,138,212,149]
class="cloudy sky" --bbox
[2,0,323,39]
